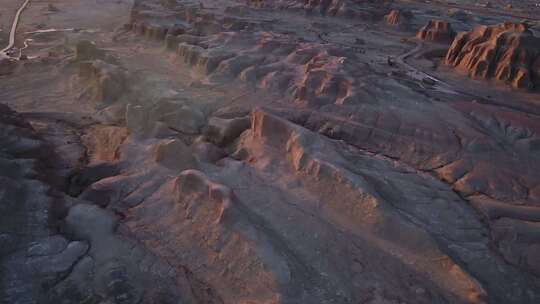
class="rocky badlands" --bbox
[1,0,540,303]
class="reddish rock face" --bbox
[416,20,456,43]
[445,22,540,89]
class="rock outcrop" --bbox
[416,20,456,43]
[203,116,250,146]
[0,104,87,303]
[79,60,129,105]
[0,102,210,303]
[125,101,205,137]
[445,22,540,89]
[154,138,198,170]
[75,40,106,62]
[384,9,412,28]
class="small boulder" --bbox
[203,116,251,146]
[191,138,227,163]
[154,139,197,171]
[126,104,149,135]
[65,204,117,242]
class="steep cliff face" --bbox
[445,22,540,89]
[416,20,456,43]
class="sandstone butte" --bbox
[445,22,540,89]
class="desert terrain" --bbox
[1,0,540,303]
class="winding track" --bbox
[396,41,460,95]
[1,0,31,57]
[397,41,540,116]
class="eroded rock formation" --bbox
[384,9,412,28]
[416,20,456,43]
[3,0,540,303]
[79,60,129,105]
[445,22,540,89]
[244,0,389,19]
[0,103,219,303]
[128,2,370,108]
